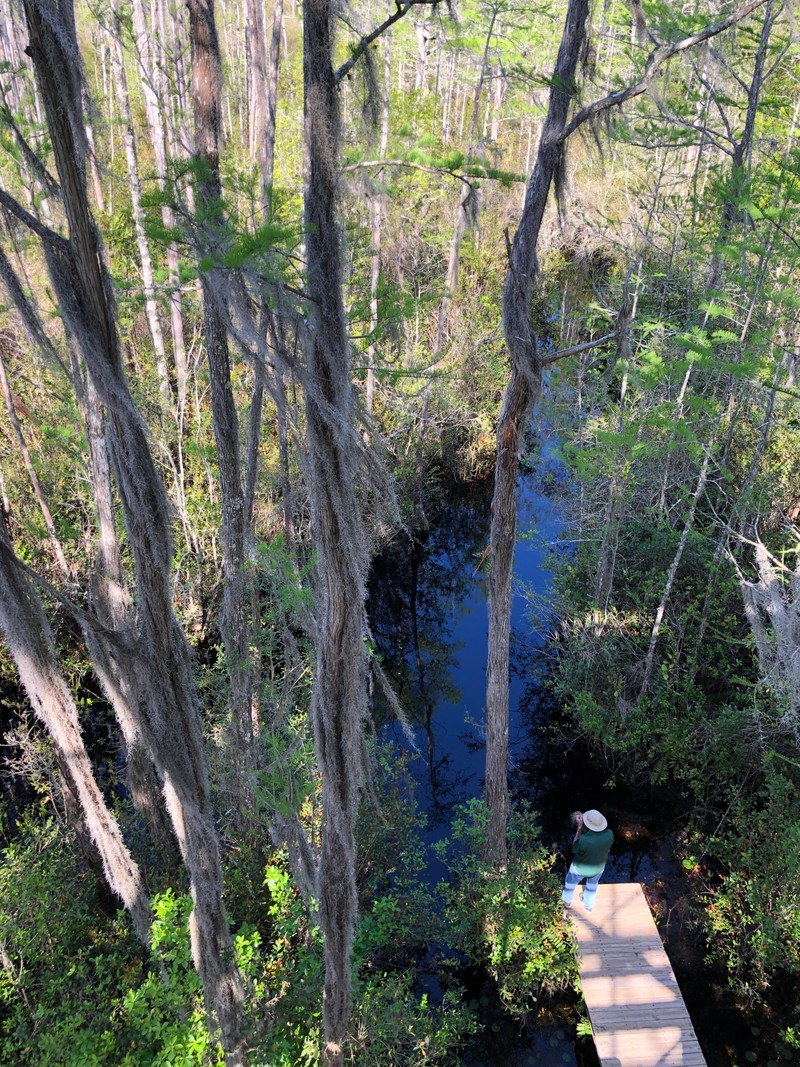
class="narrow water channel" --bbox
[368,443,592,1065]
[367,443,796,1067]
[369,446,562,827]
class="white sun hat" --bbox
[582,809,608,832]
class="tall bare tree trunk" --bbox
[247,0,287,540]
[485,0,590,869]
[131,0,188,403]
[188,0,255,773]
[20,3,245,1060]
[107,5,171,407]
[246,0,268,204]
[264,0,283,209]
[304,0,378,1055]
[366,10,391,416]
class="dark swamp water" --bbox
[367,444,797,1067]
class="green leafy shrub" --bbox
[0,817,140,1066]
[348,977,476,1066]
[436,800,577,1017]
[701,767,800,1001]
[0,818,266,1066]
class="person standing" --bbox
[561,809,614,913]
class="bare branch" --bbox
[559,0,770,143]
[0,186,62,243]
[0,105,60,196]
[334,0,441,85]
[0,244,71,378]
[342,157,524,188]
[541,330,616,365]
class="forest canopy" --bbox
[0,0,798,1063]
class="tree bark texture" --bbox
[21,3,245,1061]
[303,0,371,1054]
[485,0,590,869]
[0,515,152,945]
[130,0,188,402]
[264,0,284,209]
[107,4,171,407]
[188,0,255,768]
[366,8,391,416]
[77,363,176,853]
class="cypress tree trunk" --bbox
[107,4,171,407]
[21,3,246,1060]
[130,0,188,403]
[188,0,255,772]
[264,0,283,211]
[485,0,590,869]
[303,0,372,1055]
[366,8,391,416]
[0,516,152,945]
[246,0,272,207]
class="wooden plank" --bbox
[570,882,707,1067]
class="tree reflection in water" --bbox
[367,448,564,832]
[367,480,493,823]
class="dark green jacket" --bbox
[572,827,614,876]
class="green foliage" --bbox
[348,979,476,1066]
[119,890,224,1067]
[0,818,279,1066]
[352,751,479,1061]
[254,767,478,1066]
[436,800,577,1017]
[0,820,217,1065]
[700,767,800,1000]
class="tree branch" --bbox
[334,0,440,85]
[559,0,769,143]
[342,158,476,188]
[0,244,71,378]
[0,105,60,196]
[0,187,62,244]
[541,330,616,365]
[0,534,131,645]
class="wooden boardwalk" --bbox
[569,882,707,1066]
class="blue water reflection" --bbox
[369,442,565,827]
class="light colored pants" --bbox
[561,863,604,911]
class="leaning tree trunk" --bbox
[20,2,245,1061]
[482,0,767,867]
[0,516,152,945]
[0,242,169,851]
[484,0,590,869]
[78,363,177,854]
